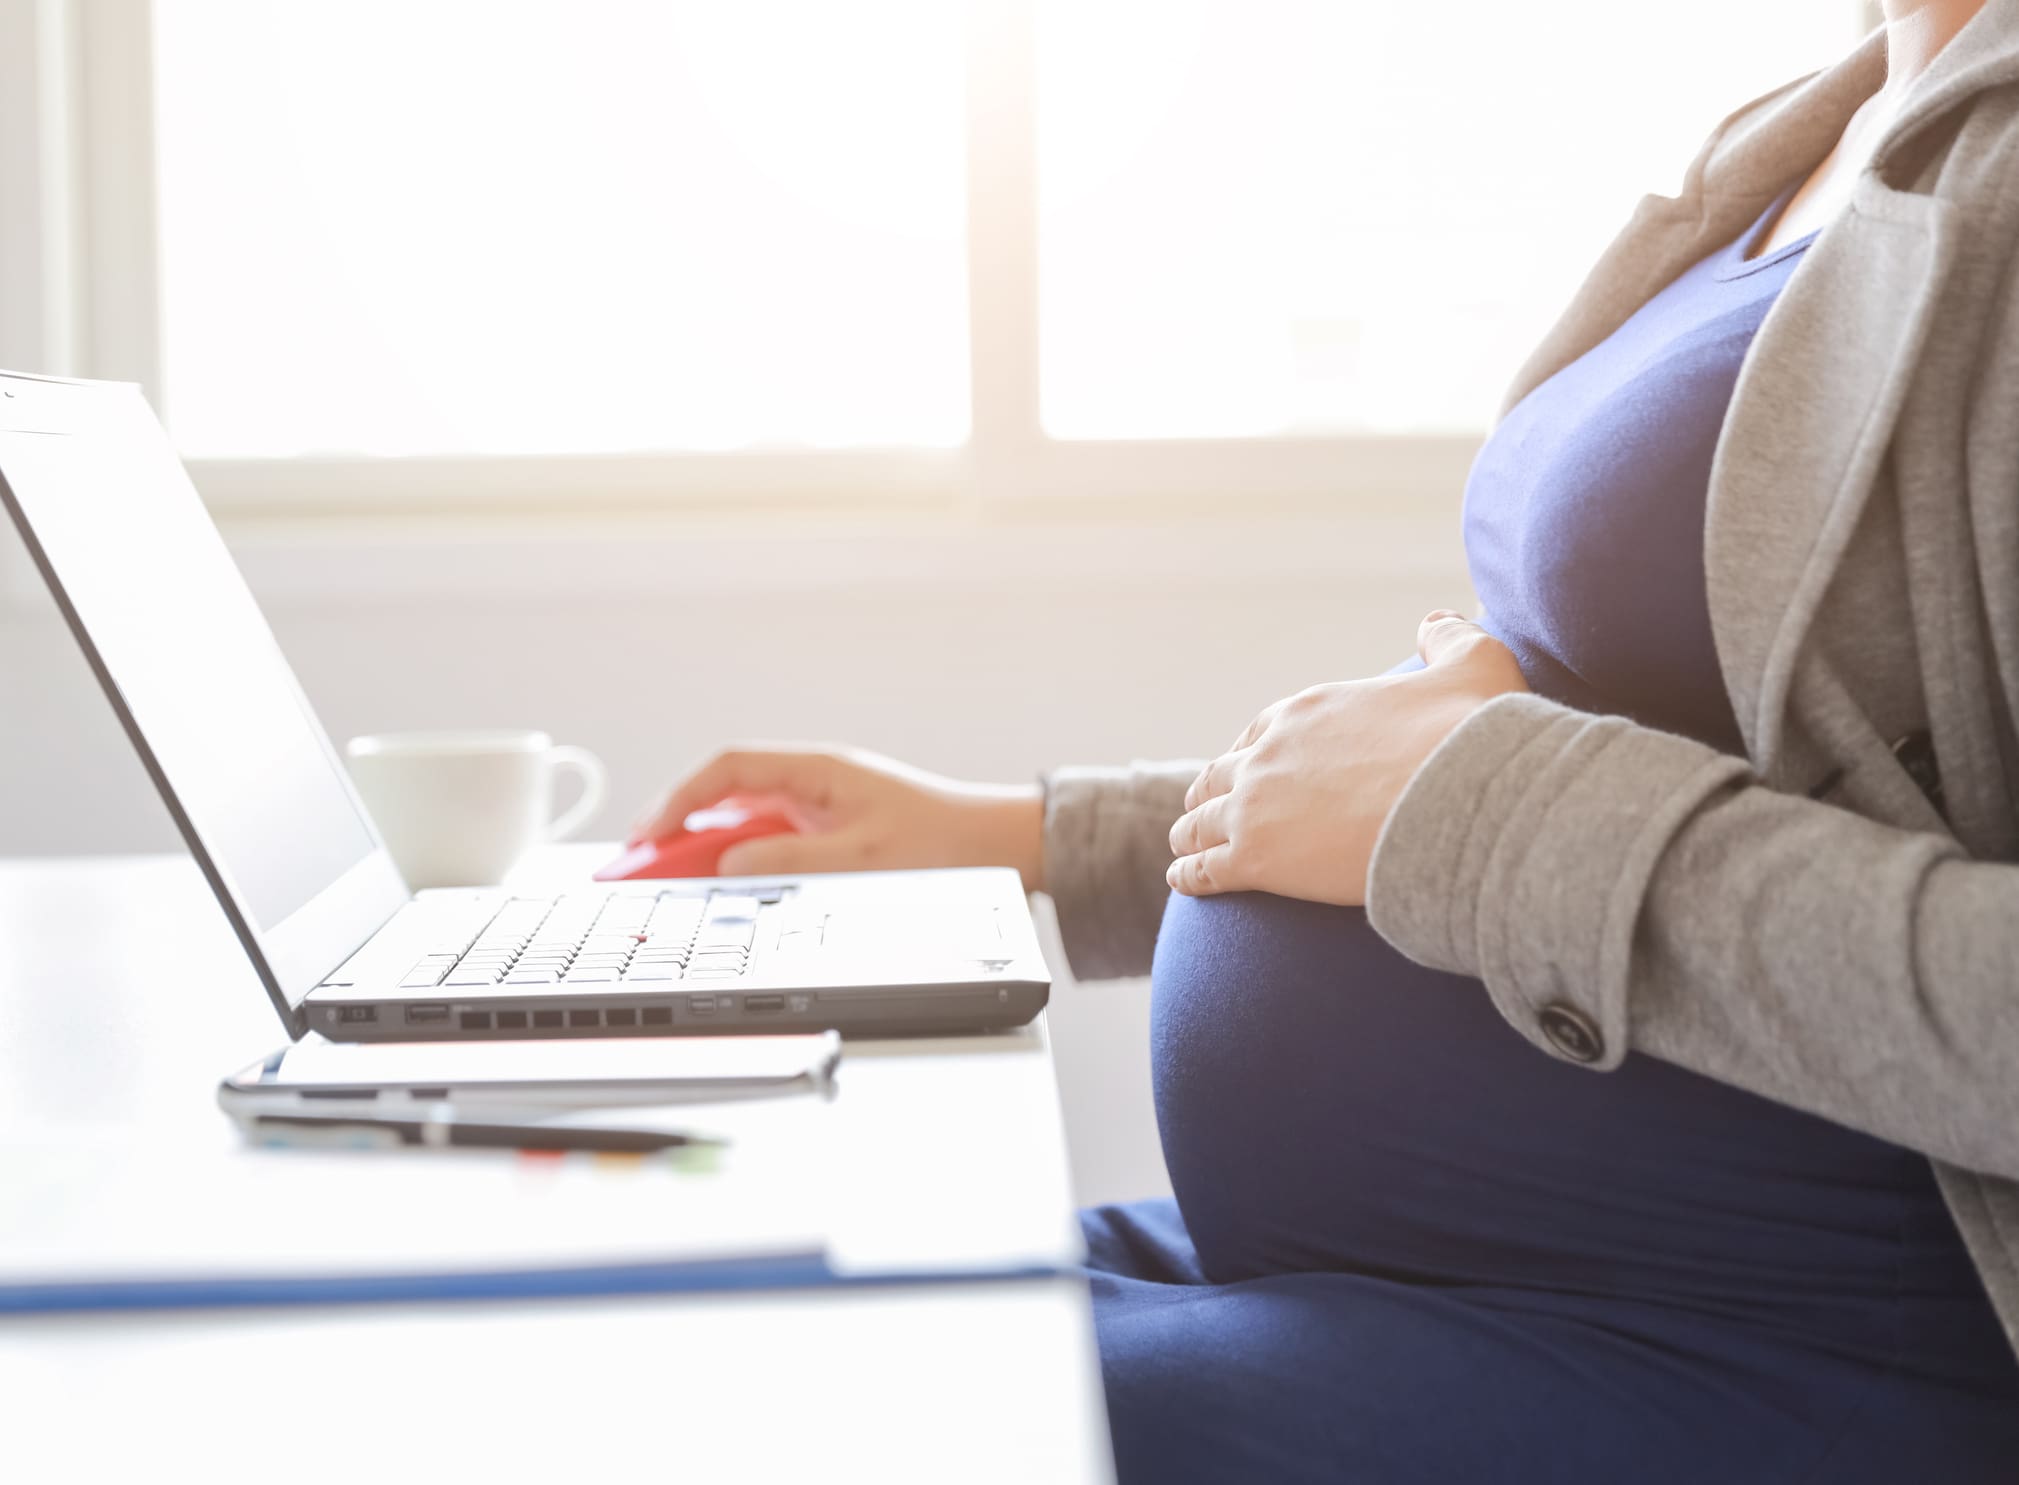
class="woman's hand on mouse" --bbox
[629,745,1047,890]
[1166,611,1528,906]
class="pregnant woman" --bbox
[632,4,2019,1478]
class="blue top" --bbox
[1125,188,2019,1459]
[1458,195,1819,752]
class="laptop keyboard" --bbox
[398,890,775,991]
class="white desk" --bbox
[0,852,1115,1484]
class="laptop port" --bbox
[641,1006,672,1025]
[606,1007,637,1027]
[459,1011,492,1031]
[336,1005,377,1024]
[744,995,784,1014]
[568,1009,599,1028]
[496,1010,527,1030]
[405,1003,450,1025]
[533,1010,564,1029]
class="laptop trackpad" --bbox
[808,906,1002,959]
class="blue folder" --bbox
[0,1255,1065,1316]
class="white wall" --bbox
[0,508,1471,1206]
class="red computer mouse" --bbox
[594,794,805,880]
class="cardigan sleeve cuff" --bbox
[1364,692,1752,1070]
[1042,760,1201,983]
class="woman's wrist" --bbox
[970,785,1046,894]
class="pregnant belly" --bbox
[1149,890,1946,1310]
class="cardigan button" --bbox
[1539,1003,1604,1064]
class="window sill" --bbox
[204,500,1469,608]
[2,438,1481,612]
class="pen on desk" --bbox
[248,1112,722,1154]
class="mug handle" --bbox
[545,745,609,842]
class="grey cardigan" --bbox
[1042,11,2019,1355]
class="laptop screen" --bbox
[0,374,406,1030]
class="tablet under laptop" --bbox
[0,370,1050,1041]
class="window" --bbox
[152,1,970,457]
[14,0,1870,507]
[1035,0,1867,438]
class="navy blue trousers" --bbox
[1081,893,2019,1483]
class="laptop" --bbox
[0,370,1051,1042]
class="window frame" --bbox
[0,0,1481,521]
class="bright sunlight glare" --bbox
[153,0,970,457]
[1035,0,1867,438]
[153,1,1870,458]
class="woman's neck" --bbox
[1880,0,1989,90]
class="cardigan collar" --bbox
[1494,10,2019,808]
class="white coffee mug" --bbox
[345,729,608,889]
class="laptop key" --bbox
[504,970,561,984]
[624,964,679,980]
[688,951,747,971]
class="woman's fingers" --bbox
[1231,699,1281,754]
[1166,844,1244,897]
[628,747,837,844]
[1182,758,1214,813]
[1184,701,1281,811]
[716,828,870,878]
[1415,608,1529,693]
[1168,794,1232,858]
[1415,608,1480,666]
[1183,748,1247,812]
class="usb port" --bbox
[404,1003,450,1025]
[744,994,785,1014]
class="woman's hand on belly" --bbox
[1166,612,1526,906]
